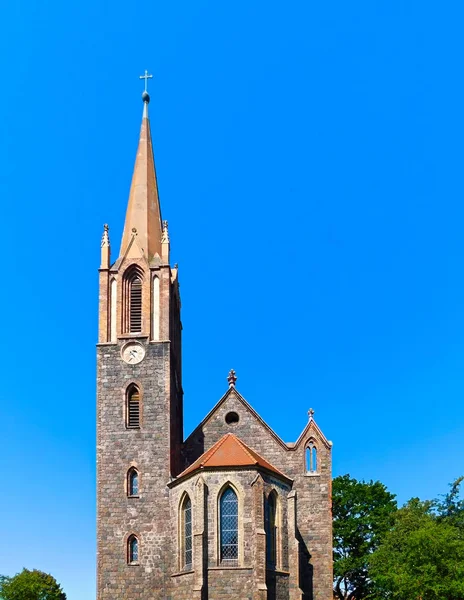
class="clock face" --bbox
[121,342,146,365]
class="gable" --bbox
[183,388,290,474]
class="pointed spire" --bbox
[100,224,110,269]
[119,75,163,260]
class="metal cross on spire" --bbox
[139,70,153,92]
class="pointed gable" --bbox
[177,433,291,482]
[185,386,290,451]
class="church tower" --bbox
[96,81,182,599]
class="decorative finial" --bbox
[227,369,237,388]
[101,223,110,247]
[140,70,153,103]
[161,220,170,243]
[308,408,315,420]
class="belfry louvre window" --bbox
[123,266,144,334]
[130,276,142,333]
[220,486,238,564]
[127,386,140,428]
[181,495,192,570]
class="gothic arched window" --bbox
[123,266,144,334]
[128,468,139,496]
[127,535,139,564]
[305,441,317,473]
[265,491,278,568]
[220,486,238,564]
[181,495,192,570]
[126,385,140,428]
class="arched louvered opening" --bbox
[180,494,192,570]
[219,486,239,565]
[127,535,139,564]
[265,491,279,569]
[126,385,140,428]
[128,468,139,496]
[305,441,317,473]
[130,276,142,332]
[123,266,144,334]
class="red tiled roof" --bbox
[178,433,290,480]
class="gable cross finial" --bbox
[227,369,237,388]
[308,408,315,420]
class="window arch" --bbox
[127,535,139,564]
[127,468,139,497]
[265,491,279,569]
[126,384,140,428]
[305,441,317,473]
[219,486,239,564]
[123,266,144,334]
[180,494,192,570]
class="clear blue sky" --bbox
[1,1,463,598]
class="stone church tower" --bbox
[97,85,333,600]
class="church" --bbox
[96,81,333,600]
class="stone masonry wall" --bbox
[96,340,175,600]
[183,389,333,600]
[169,468,293,600]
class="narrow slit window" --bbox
[220,486,238,564]
[128,469,139,496]
[265,492,278,569]
[130,276,142,333]
[128,535,139,564]
[181,495,192,570]
[152,276,160,341]
[110,278,117,341]
[127,387,140,428]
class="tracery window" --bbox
[127,535,139,564]
[265,491,278,568]
[305,441,317,473]
[128,468,139,496]
[126,385,140,428]
[220,486,238,564]
[181,495,192,570]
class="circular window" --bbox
[225,411,239,425]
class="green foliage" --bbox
[435,475,464,531]
[370,495,464,600]
[0,569,66,600]
[332,474,397,600]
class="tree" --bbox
[435,476,464,531]
[0,569,66,600]
[370,497,464,600]
[332,474,397,600]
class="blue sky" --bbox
[1,0,464,598]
